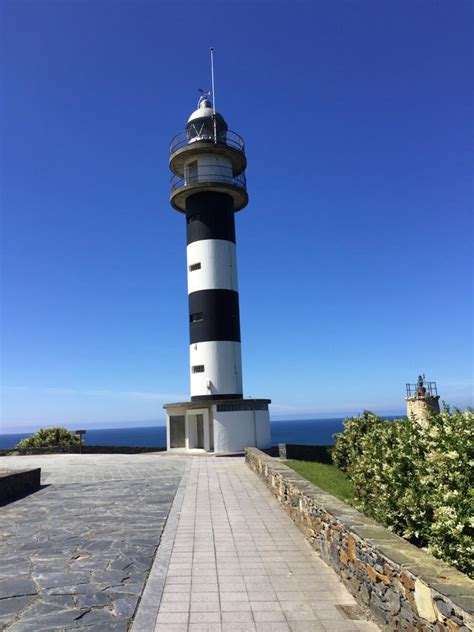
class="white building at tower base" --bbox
[164,398,271,454]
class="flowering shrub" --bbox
[333,407,474,577]
[331,410,386,475]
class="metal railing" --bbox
[171,171,247,193]
[170,129,245,156]
[406,382,438,397]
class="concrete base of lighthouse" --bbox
[164,398,271,454]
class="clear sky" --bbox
[1,1,472,433]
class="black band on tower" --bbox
[186,192,236,245]
[189,289,241,344]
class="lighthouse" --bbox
[164,65,271,453]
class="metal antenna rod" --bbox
[210,47,217,143]
[210,47,216,114]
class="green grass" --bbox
[285,460,354,505]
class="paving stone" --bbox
[219,592,248,602]
[190,612,221,623]
[0,613,17,629]
[288,623,327,631]
[8,608,87,631]
[255,624,291,632]
[253,610,287,622]
[105,582,144,595]
[0,562,31,577]
[109,558,135,571]
[44,583,97,595]
[75,621,129,632]
[75,607,127,626]
[33,571,90,589]
[75,591,110,608]
[0,578,37,599]
[222,611,253,622]
[91,570,132,585]
[156,611,189,623]
[111,595,139,618]
[0,595,35,616]
[251,602,283,613]
[20,600,71,620]
[0,453,186,630]
[131,458,381,632]
[42,594,76,608]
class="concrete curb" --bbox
[0,468,41,502]
[131,458,192,631]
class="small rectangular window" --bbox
[186,160,198,183]
[192,365,205,373]
[189,262,201,272]
[190,312,203,322]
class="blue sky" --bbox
[1,1,472,433]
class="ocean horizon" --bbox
[0,416,404,450]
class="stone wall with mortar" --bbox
[406,395,440,425]
[245,447,473,632]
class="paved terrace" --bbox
[0,453,186,631]
[0,454,380,632]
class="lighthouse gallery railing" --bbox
[169,129,245,156]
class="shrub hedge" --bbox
[332,408,473,578]
[16,427,81,450]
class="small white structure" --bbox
[165,400,271,453]
[164,92,271,453]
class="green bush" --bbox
[332,410,386,474]
[16,427,81,450]
[333,407,474,578]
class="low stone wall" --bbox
[0,468,41,502]
[246,447,473,632]
[0,445,166,456]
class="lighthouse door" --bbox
[196,414,204,448]
[169,415,185,448]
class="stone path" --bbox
[0,453,187,631]
[135,457,380,632]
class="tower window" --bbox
[189,262,201,272]
[190,312,203,322]
[186,160,198,183]
[187,214,199,224]
[192,365,205,373]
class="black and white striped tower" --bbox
[164,54,271,453]
[169,95,247,401]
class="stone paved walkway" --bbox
[139,457,380,632]
[0,454,187,631]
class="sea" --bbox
[0,418,350,450]
[0,416,403,450]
